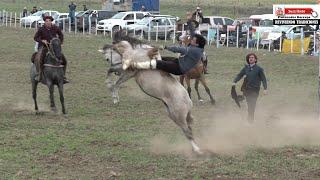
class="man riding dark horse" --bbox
[33,15,69,83]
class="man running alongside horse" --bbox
[121,34,206,76]
[33,15,69,83]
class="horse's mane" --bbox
[102,44,113,51]
[113,30,150,48]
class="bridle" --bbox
[43,38,64,68]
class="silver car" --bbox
[126,16,178,40]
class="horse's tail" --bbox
[186,111,194,125]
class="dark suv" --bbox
[76,10,118,31]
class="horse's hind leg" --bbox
[194,79,203,102]
[167,108,201,154]
[32,80,39,112]
[200,76,215,105]
[57,83,66,114]
[47,82,57,112]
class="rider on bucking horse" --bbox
[122,33,206,75]
[33,15,69,83]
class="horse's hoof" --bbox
[51,107,57,112]
[198,99,204,105]
[193,149,204,155]
[210,99,216,105]
[113,99,119,104]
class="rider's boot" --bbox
[122,58,132,70]
[131,60,157,70]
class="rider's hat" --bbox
[43,15,54,21]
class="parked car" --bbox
[96,11,150,33]
[76,9,118,31]
[249,14,277,33]
[199,16,234,35]
[20,10,59,27]
[262,25,315,41]
[126,15,178,40]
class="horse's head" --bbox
[46,38,62,64]
[99,44,122,66]
[112,41,133,55]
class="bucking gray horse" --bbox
[99,40,202,154]
[30,38,66,114]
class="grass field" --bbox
[1,22,320,178]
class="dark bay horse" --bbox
[99,41,203,154]
[30,38,66,114]
[178,35,215,104]
[180,59,215,105]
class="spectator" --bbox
[192,6,203,24]
[68,1,77,23]
[140,5,146,12]
[30,6,38,14]
[186,11,197,37]
[22,7,28,17]
[83,4,88,11]
[232,53,267,123]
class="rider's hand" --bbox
[41,40,48,44]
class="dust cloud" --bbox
[149,90,320,156]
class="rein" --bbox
[44,41,61,63]
[109,48,122,66]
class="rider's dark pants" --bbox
[156,59,183,75]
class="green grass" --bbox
[0,25,320,179]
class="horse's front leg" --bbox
[57,82,66,114]
[194,79,203,102]
[199,76,215,105]
[106,65,123,89]
[32,80,39,112]
[111,71,135,104]
[106,69,114,89]
[47,81,57,112]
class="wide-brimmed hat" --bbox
[43,15,54,21]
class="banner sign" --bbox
[273,4,320,25]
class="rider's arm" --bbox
[166,45,187,55]
[233,67,246,83]
[34,28,42,43]
[56,26,64,44]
